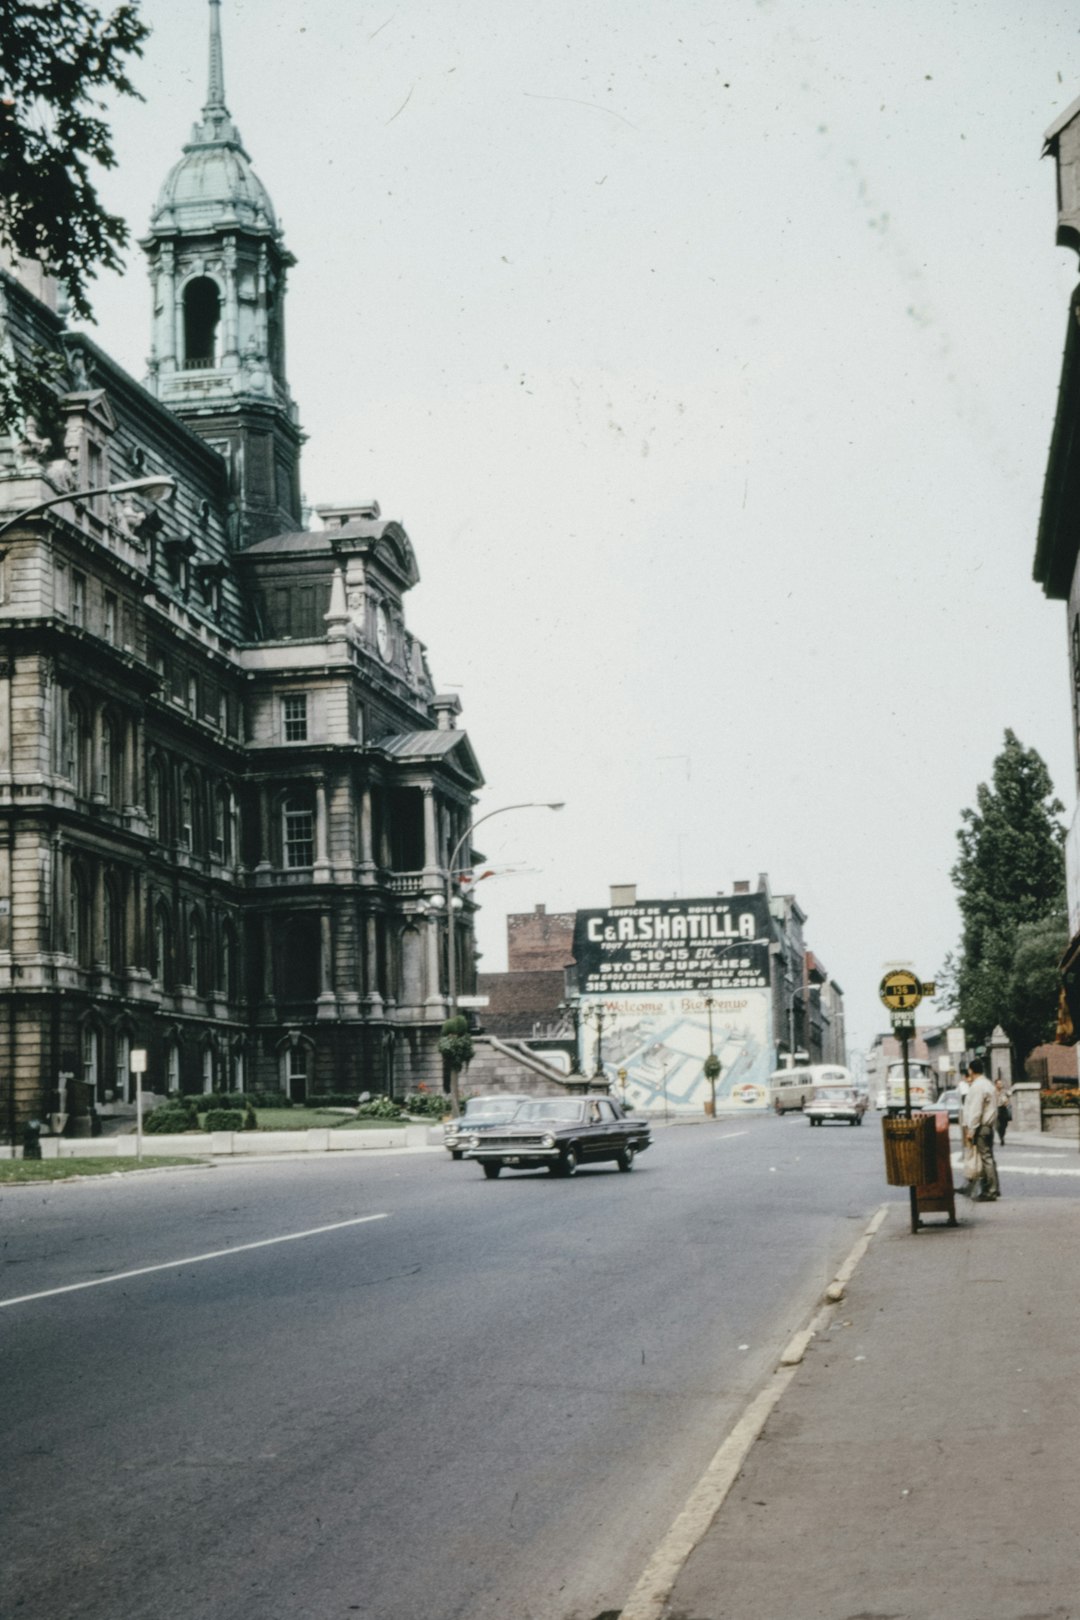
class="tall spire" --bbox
[191,0,238,148]
[205,0,226,116]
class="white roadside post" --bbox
[131,1049,148,1162]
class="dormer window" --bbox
[183,277,221,369]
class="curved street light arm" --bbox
[0,475,177,539]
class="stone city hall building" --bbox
[0,7,482,1135]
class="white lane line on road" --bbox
[619,1202,891,1620]
[951,1155,1080,1179]
[0,1213,389,1310]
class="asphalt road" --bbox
[1,1114,1051,1620]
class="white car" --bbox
[806,1085,869,1127]
[444,1094,530,1160]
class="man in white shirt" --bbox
[962,1058,1000,1201]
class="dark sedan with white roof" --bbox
[463,1093,652,1179]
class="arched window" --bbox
[181,771,195,851]
[213,784,231,861]
[100,714,123,804]
[114,1030,131,1104]
[82,1023,100,1101]
[188,908,204,993]
[103,876,124,972]
[280,1039,311,1104]
[282,790,315,869]
[276,913,319,1000]
[221,922,238,1000]
[66,697,90,795]
[183,276,221,368]
[153,901,170,987]
[69,868,91,966]
[148,754,166,842]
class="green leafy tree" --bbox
[0,2,148,433]
[438,1015,474,1116]
[944,731,1066,1061]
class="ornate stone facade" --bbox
[0,4,481,1133]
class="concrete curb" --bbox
[619,1202,891,1620]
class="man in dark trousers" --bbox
[962,1057,1000,1201]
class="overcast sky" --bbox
[83,0,1080,1054]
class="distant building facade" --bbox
[0,7,481,1135]
[567,876,845,1115]
[1034,91,1080,1049]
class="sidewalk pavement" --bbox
[656,1143,1080,1620]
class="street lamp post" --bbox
[0,475,177,538]
[703,995,721,1116]
[557,997,582,1073]
[0,474,176,1150]
[580,1002,610,1081]
[441,800,564,1019]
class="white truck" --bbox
[880,1059,937,1115]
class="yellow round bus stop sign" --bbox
[879,970,923,1011]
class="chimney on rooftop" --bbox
[732,880,750,894]
[610,884,637,908]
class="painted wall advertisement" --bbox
[572,895,776,1112]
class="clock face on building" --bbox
[376,602,392,661]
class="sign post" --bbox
[879,972,928,1233]
[131,1048,147,1162]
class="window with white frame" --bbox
[283,1042,309,1102]
[283,693,308,742]
[181,773,194,850]
[167,1042,180,1094]
[71,571,86,627]
[202,1044,214,1093]
[283,795,314,868]
[115,1032,130,1104]
[82,1024,99,1098]
[103,591,117,645]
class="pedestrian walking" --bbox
[962,1058,1000,1201]
[994,1076,1012,1146]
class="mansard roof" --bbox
[242,511,421,588]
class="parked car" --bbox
[444,1094,530,1160]
[920,1088,961,1123]
[805,1084,869,1126]
[463,1093,652,1178]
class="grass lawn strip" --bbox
[245,1109,403,1132]
[0,1157,206,1184]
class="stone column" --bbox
[988,1025,1013,1086]
[359,787,375,872]
[317,910,335,1016]
[425,914,443,1009]
[261,915,275,1000]
[257,784,272,871]
[92,861,105,968]
[364,911,384,1011]
[222,238,239,362]
[314,777,330,876]
[1011,1081,1042,1135]
[91,708,105,803]
[421,786,438,880]
[159,245,177,373]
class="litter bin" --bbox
[881,1113,936,1186]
